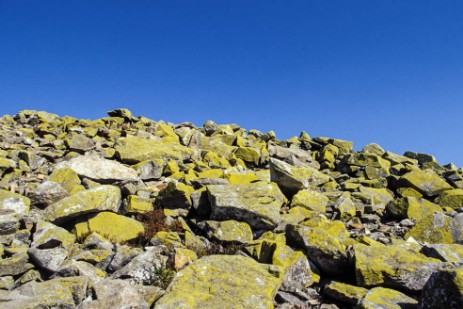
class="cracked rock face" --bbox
[0,109,462,308]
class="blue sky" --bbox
[1,1,462,166]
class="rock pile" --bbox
[0,109,462,308]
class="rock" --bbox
[107,244,143,273]
[75,212,144,244]
[65,133,95,152]
[115,135,195,164]
[286,217,350,275]
[154,255,283,309]
[418,264,463,309]
[107,108,138,122]
[49,167,83,194]
[357,287,418,309]
[31,220,76,249]
[125,195,154,213]
[420,244,463,262]
[323,281,368,305]
[208,182,285,229]
[53,260,107,282]
[157,182,194,210]
[133,159,164,180]
[78,279,151,309]
[203,220,253,243]
[435,188,463,209]
[28,247,68,272]
[54,155,139,182]
[386,197,442,222]
[405,212,454,244]
[270,158,332,195]
[0,189,30,233]
[27,181,69,207]
[43,185,121,224]
[0,252,34,276]
[398,169,452,197]
[291,189,329,213]
[354,243,443,291]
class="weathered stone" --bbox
[43,185,121,224]
[420,244,463,262]
[286,217,349,275]
[291,189,328,213]
[75,212,144,244]
[28,247,68,272]
[203,220,253,243]
[357,287,418,309]
[107,244,143,273]
[54,154,139,182]
[125,195,154,213]
[270,158,332,195]
[0,252,34,276]
[405,212,454,244]
[323,281,368,305]
[133,159,164,180]
[31,220,76,249]
[435,188,463,209]
[418,264,463,309]
[78,279,150,309]
[208,182,285,229]
[49,167,83,194]
[0,189,30,233]
[65,133,95,151]
[398,168,452,196]
[154,255,283,309]
[27,180,69,207]
[386,197,442,222]
[354,243,443,291]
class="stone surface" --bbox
[357,287,418,309]
[398,169,452,196]
[154,255,283,309]
[27,180,69,207]
[43,185,121,224]
[208,182,285,229]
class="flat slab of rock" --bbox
[207,183,285,229]
[154,255,283,309]
[54,155,139,182]
[357,287,418,309]
[43,185,121,224]
[398,168,452,196]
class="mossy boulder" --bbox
[354,243,443,291]
[405,212,454,244]
[357,287,418,309]
[398,169,452,197]
[31,220,75,250]
[286,218,349,275]
[435,188,463,209]
[44,185,121,224]
[49,167,83,194]
[270,158,332,195]
[203,220,253,243]
[125,195,154,213]
[115,135,195,164]
[323,280,368,305]
[420,244,463,262]
[208,183,285,229]
[291,189,328,213]
[154,255,283,309]
[75,212,144,244]
[386,197,442,222]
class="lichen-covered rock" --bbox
[290,189,328,213]
[435,188,463,209]
[323,280,368,305]
[420,244,463,262]
[31,220,76,249]
[75,212,144,244]
[405,212,454,244]
[125,195,154,213]
[386,196,442,222]
[0,252,34,276]
[154,255,283,309]
[356,287,418,309]
[27,181,69,207]
[49,167,83,194]
[54,154,139,182]
[28,247,68,272]
[208,182,285,229]
[0,189,30,233]
[203,220,253,243]
[270,158,333,195]
[43,185,121,224]
[418,264,463,309]
[115,135,195,164]
[286,218,349,275]
[398,168,452,196]
[354,243,443,291]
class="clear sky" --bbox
[1,1,462,166]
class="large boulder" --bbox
[0,189,30,233]
[43,185,121,224]
[398,169,452,197]
[207,183,285,229]
[354,243,443,291]
[54,155,139,182]
[357,287,418,309]
[154,255,283,309]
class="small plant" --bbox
[133,208,184,246]
[152,262,175,289]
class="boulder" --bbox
[405,212,454,244]
[27,181,69,207]
[323,281,368,305]
[54,155,139,182]
[0,189,30,233]
[290,189,328,213]
[154,255,283,309]
[386,197,442,222]
[43,185,121,224]
[357,287,418,309]
[208,183,285,229]
[398,169,452,197]
[203,220,253,243]
[435,188,463,209]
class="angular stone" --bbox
[386,197,442,222]
[28,247,68,272]
[78,279,150,309]
[418,265,463,309]
[0,189,30,233]
[203,220,253,243]
[31,220,76,249]
[291,189,328,213]
[107,244,143,273]
[154,255,283,309]
[405,212,454,244]
[65,133,95,152]
[49,167,83,194]
[133,159,164,180]
[420,244,463,262]
[28,181,69,207]
[270,158,332,195]
[357,287,418,309]
[208,183,285,229]
[43,185,121,224]
[435,188,463,209]
[53,260,107,282]
[354,243,443,291]
[54,155,139,182]
[0,252,34,276]
[286,217,349,275]
[323,281,368,305]
[398,169,452,197]
[76,212,144,244]
[115,135,195,164]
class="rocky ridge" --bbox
[0,109,462,308]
